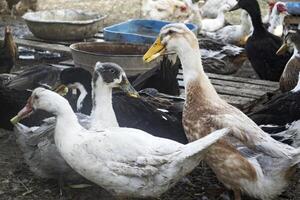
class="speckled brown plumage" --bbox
[280,56,300,92]
[182,75,258,192]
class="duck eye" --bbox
[34,95,39,100]
[168,30,175,35]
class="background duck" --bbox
[249,74,300,126]
[0,26,17,74]
[267,2,288,37]
[230,0,291,81]
[262,0,275,24]
[199,37,246,74]
[277,30,300,92]
[204,10,252,46]
[200,4,230,32]
[144,23,300,200]
[13,86,229,198]
[4,64,63,90]
[0,65,83,130]
[200,0,237,18]
[142,0,189,21]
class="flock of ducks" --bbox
[1,0,300,199]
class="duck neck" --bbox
[90,83,119,130]
[177,45,220,102]
[293,45,300,61]
[245,3,266,35]
[54,101,83,148]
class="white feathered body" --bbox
[54,102,227,198]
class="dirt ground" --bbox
[1,0,300,200]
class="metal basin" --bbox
[70,42,175,75]
[23,9,106,41]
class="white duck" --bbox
[262,0,275,24]
[267,2,288,37]
[200,0,237,18]
[200,4,231,32]
[14,73,229,198]
[143,23,300,200]
[142,0,189,21]
[205,10,252,45]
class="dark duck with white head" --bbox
[277,29,300,92]
[230,0,291,81]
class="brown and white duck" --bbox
[277,29,300,92]
[144,23,300,200]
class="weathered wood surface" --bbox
[0,37,71,54]
[284,16,300,25]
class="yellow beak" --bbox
[53,84,69,96]
[143,37,166,63]
[276,42,288,56]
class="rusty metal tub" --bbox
[70,42,175,75]
[23,9,106,41]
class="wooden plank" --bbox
[178,70,279,88]
[178,75,277,94]
[22,34,74,46]
[178,80,262,99]
[284,16,300,25]
[1,37,71,55]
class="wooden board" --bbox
[0,37,72,55]
[284,16,300,25]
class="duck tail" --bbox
[179,128,229,159]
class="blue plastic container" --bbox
[286,2,300,15]
[103,19,198,44]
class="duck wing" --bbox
[6,64,64,90]
[112,93,188,144]
[76,127,228,178]
[213,104,297,158]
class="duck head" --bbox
[143,0,188,20]
[93,62,139,98]
[229,0,259,13]
[277,30,300,55]
[10,87,69,124]
[275,2,287,15]
[143,23,198,63]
